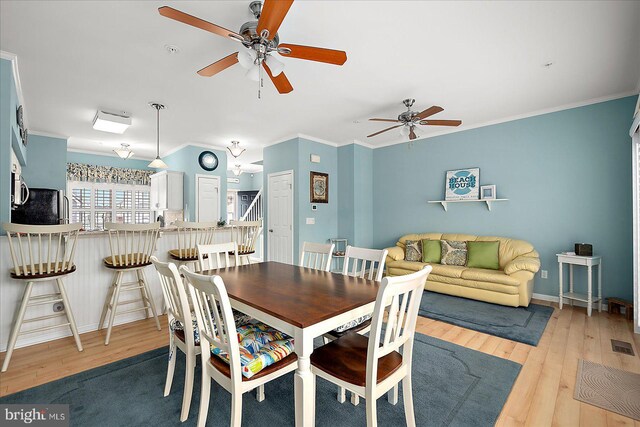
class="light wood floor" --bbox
[0,301,639,426]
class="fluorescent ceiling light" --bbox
[93,110,131,134]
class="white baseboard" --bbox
[532,293,615,312]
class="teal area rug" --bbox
[0,334,520,426]
[419,291,554,346]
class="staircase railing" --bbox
[241,188,263,221]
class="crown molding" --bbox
[371,91,639,149]
[265,133,342,149]
[162,141,227,158]
[29,129,69,140]
[1,50,27,128]
[66,147,154,162]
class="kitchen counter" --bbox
[0,226,237,352]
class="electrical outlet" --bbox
[53,302,65,312]
[541,270,548,279]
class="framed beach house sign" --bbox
[445,168,480,200]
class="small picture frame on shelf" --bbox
[480,185,496,200]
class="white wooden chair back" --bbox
[181,267,243,384]
[173,221,218,259]
[229,220,262,254]
[367,266,432,386]
[104,222,160,267]
[342,246,388,282]
[150,256,195,347]
[299,242,335,272]
[3,223,82,278]
[197,242,239,272]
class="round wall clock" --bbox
[16,105,23,129]
[198,151,218,171]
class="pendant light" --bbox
[228,141,246,158]
[113,143,134,160]
[148,103,168,169]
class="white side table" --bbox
[557,253,602,316]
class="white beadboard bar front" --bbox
[0,228,233,352]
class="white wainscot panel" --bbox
[0,228,232,352]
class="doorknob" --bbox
[269,229,274,232]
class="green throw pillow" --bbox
[466,241,500,270]
[421,239,441,263]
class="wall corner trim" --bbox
[1,50,26,127]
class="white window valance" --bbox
[66,163,153,185]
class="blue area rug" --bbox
[0,333,520,426]
[419,291,554,346]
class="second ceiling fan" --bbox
[159,0,347,96]
[368,99,462,141]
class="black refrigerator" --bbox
[11,188,68,225]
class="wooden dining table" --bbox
[201,261,380,427]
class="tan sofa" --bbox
[385,233,540,307]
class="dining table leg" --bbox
[294,329,316,427]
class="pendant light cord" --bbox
[156,105,160,157]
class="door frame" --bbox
[267,170,294,263]
[195,174,221,222]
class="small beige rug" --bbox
[574,360,640,421]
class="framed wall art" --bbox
[310,171,329,203]
[480,184,496,200]
[445,168,480,200]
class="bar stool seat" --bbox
[99,222,161,345]
[2,223,84,373]
[169,221,218,271]
[168,248,199,261]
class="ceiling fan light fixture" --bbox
[246,65,260,82]
[228,141,246,158]
[113,143,134,160]
[400,125,410,137]
[265,54,284,76]
[232,164,243,176]
[238,49,257,69]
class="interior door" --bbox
[268,171,293,264]
[196,175,220,222]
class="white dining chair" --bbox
[311,266,432,427]
[99,222,161,345]
[299,241,335,272]
[2,223,84,372]
[180,267,298,427]
[197,241,238,272]
[151,257,201,422]
[325,245,388,404]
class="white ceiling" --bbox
[1,1,639,168]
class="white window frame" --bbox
[633,131,639,334]
[67,181,152,230]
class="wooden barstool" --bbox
[1,223,84,372]
[229,220,262,265]
[99,222,161,345]
[168,221,218,271]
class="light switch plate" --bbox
[541,270,548,279]
[306,217,315,225]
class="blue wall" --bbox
[372,96,637,300]
[67,151,155,171]
[21,134,67,190]
[0,58,25,233]
[163,145,227,221]
[338,144,374,248]
[227,170,262,191]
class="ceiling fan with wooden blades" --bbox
[367,99,462,141]
[158,1,347,97]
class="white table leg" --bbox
[558,261,563,310]
[294,329,315,427]
[569,264,574,306]
[587,265,593,317]
[598,261,602,312]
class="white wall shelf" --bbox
[428,199,509,212]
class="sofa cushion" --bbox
[386,260,465,278]
[460,268,520,286]
[421,239,441,263]
[429,264,466,278]
[427,275,520,295]
[386,260,430,272]
[466,241,500,270]
[441,240,467,266]
[404,240,422,262]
